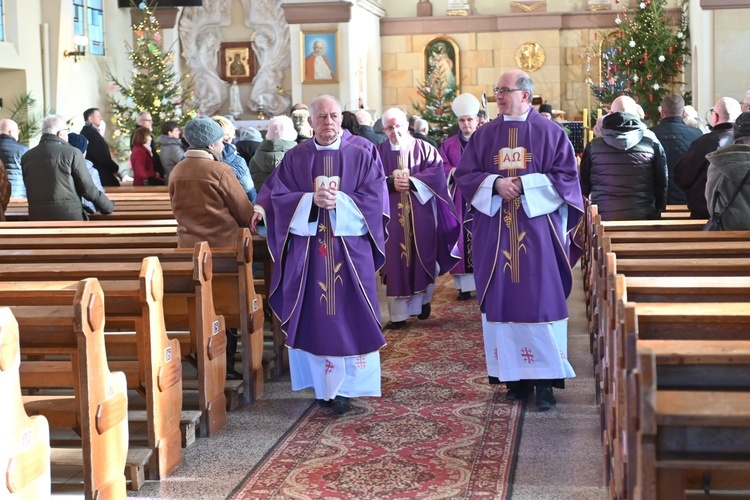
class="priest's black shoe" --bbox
[505,387,531,401]
[535,385,556,411]
[331,395,351,415]
[456,291,472,301]
[488,376,502,385]
[317,399,332,408]
[385,320,406,330]
[417,303,431,320]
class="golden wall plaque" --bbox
[515,42,546,73]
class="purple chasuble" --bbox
[377,138,460,297]
[455,108,584,323]
[439,134,473,275]
[258,135,388,356]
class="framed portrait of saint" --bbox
[423,36,460,90]
[301,30,338,83]
[219,41,256,84]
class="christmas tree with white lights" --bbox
[107,1,197,144]
[592,0,690,125]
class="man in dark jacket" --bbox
[80,108,121,186]
[650,94,703,204]
[0,119,29,198]
[354,110,386,146]
[580,111,668,220]
[412,117,438,148]
[674,97,740,218]
[22,114,114,221]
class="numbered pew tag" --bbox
[252,299,259,312]
[165,346,172,363]
[21,429,32,450]
[213,320,220,335]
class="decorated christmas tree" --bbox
[107,1,197,146]
[592,0,690,125]
[411,44,460,146]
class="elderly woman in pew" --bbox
[704,111,750,230]
[20,114,114,221]
[169,116,255,380]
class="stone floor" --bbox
[51,266,609,499]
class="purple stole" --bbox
[377,138,460,298]
[259,136,388,356]
[455,109,584,323]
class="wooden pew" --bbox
[0,307,51,498]
[0,244,228,437]
[13,278,129,499]
[602,275,750,499]
[0,230,266,404]
[0,257,184,481]
[635,348,750,499]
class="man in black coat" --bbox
[674,97,741,218]
[650,94,703,204]
[412,117,438,149]
[354,110,386,146]
[80,108,121,186]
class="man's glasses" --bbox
[384,124,405,132]
[493,87,524,96]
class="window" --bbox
[73,0,104,56]
[0,0,5,42]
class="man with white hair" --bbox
[354,110,386,146]
[741,90,750,113]
[0,118,29,197]
[21,114,114,220]
[439,92,480,300]
[675,96,741,218]
[377,107,460,329]
[411,117,438,148]
[251,95,388,415]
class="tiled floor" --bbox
[50,267,608,499]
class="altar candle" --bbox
[583,108,589,129]
[597,108,603,119]
[259,95,264,107]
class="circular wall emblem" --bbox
[515,42,546,72]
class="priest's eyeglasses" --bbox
[384,124,405,132]
[494,87,524,95]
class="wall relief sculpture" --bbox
[178,0,233,116]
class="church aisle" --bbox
[509,267,608,499]
[126,269,605,499]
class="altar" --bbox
[234,120,270,132]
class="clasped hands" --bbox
[314,185,338,210]
[494,176,523,201]
[393,176,411,193]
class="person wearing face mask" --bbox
[439,92,480,301]
[250,95,388,415]
[377,107,460,330]
[454,70,584,412]
[169,116,255,381]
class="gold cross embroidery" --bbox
[494,127,530,283]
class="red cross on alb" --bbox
[520,347,535,364]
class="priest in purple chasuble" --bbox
[438,92,481,301]
[377,107,461,329]
[455,70,584,411]
[250,95,388,414]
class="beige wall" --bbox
[382,29,593,120]
[0,1,140,145]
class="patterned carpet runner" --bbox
[231,276,524,499]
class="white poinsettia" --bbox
[658,54,665,62]
[629,40,636,47]
[653,83,660,90]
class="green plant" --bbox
[9,93,44,146]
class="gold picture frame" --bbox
[219,42,256,84]
[301,30,339,83]
[423,36,460,90]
